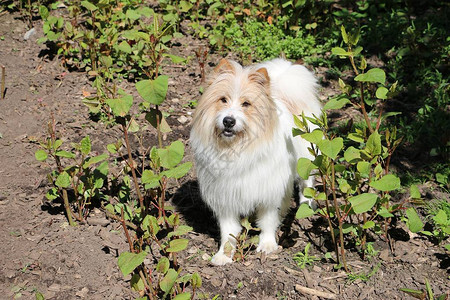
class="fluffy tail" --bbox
[259,58,322,117]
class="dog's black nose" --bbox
[223,116,236,128]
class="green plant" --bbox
[295,26,410,271]
[38,1,184,80]
[35,116,109,226]
[293,243,320,269]
[422,200,450,246]
[346,263,380,283]
[227,218,260,263]
[400,278,448,300]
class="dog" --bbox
[190,58,322,265]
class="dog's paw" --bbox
[256,240,279,254]
[211,252,233,265]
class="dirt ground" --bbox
[0,12,448,300]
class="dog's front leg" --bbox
[256,206,281,254]
[211,214,242,265]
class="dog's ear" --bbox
[249,67,270,86]
[214,58,235,74]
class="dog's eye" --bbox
[242,101,251,107]
[220,97,227,103]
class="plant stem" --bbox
[330,161,348,272]
[1,65,5,100]
[359,83,374,133]
[121,123,145,213]
[62,189,76,226]
[121,207,134,253]
[155,105,163,149]
[320,172,340,265]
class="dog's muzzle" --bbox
[222,116,236,137]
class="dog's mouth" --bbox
[222,128,236,137]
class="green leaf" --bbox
[55,150,75,159]
[118,40,132,54]
[166,238,189,252]
[39,5,49,19]
[35,150,48,161]
[354,68,386,84]
[136,75,169,105]
[363,221,375,229]
[173,293,191,300]
[117,251,147,277]
[168,225,193,238]
[142,215,160,236]
[35,291,45,300]
[340,25,348,43]
[317,138,343,160]
[297,158,317,180]
[161,162,192,179]
[303,187,315,198]
[296,203,315,219]
[157,140,184,169]
[106,94,133,117]
[377,206,394,218]
[165,54,187,64]
[348,193,378,214]
[436,172,448,185]
[301,129,323,144]
[97,56,112,69]
[81,0,98,11]
[141,170,161,189]
[323,97,351,110]
[145,108,172,133]
[365,131,381,156]
[348,132,364,143]
[376,86,389,100]
[80,136,91,155]
[342,223,357,234]
[130,274,145,292]
[53,139,63,150]
[125,9,141,21]
[191,272,202,288]
[160,269,178,293]
[82,153,108,168]
[433,210,447,226]
[405,207,424,233]
[46,187,59,201]
[107,143,117,154]
[55,171,71,188]
[399,288,426,299]
[344,146,361,164]
[127,118,140,133]
[156,257,170,274]
[425,278,433,300]
[369,174,401,191]
[332,47,352,56]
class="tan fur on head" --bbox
[192,61,278,157]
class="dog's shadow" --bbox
[171,180,219,239]
[172,180,306,249]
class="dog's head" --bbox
[191,59,279,155]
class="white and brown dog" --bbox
[190,58,321,265]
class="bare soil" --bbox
[0,12,449,300]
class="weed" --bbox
[36,115,109,226]
[293,243,320,269]
[228,218,260,263]
[422,200,450,245]
[295,25,412,271]
[400,278,448,300]
[346,263,380,283]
